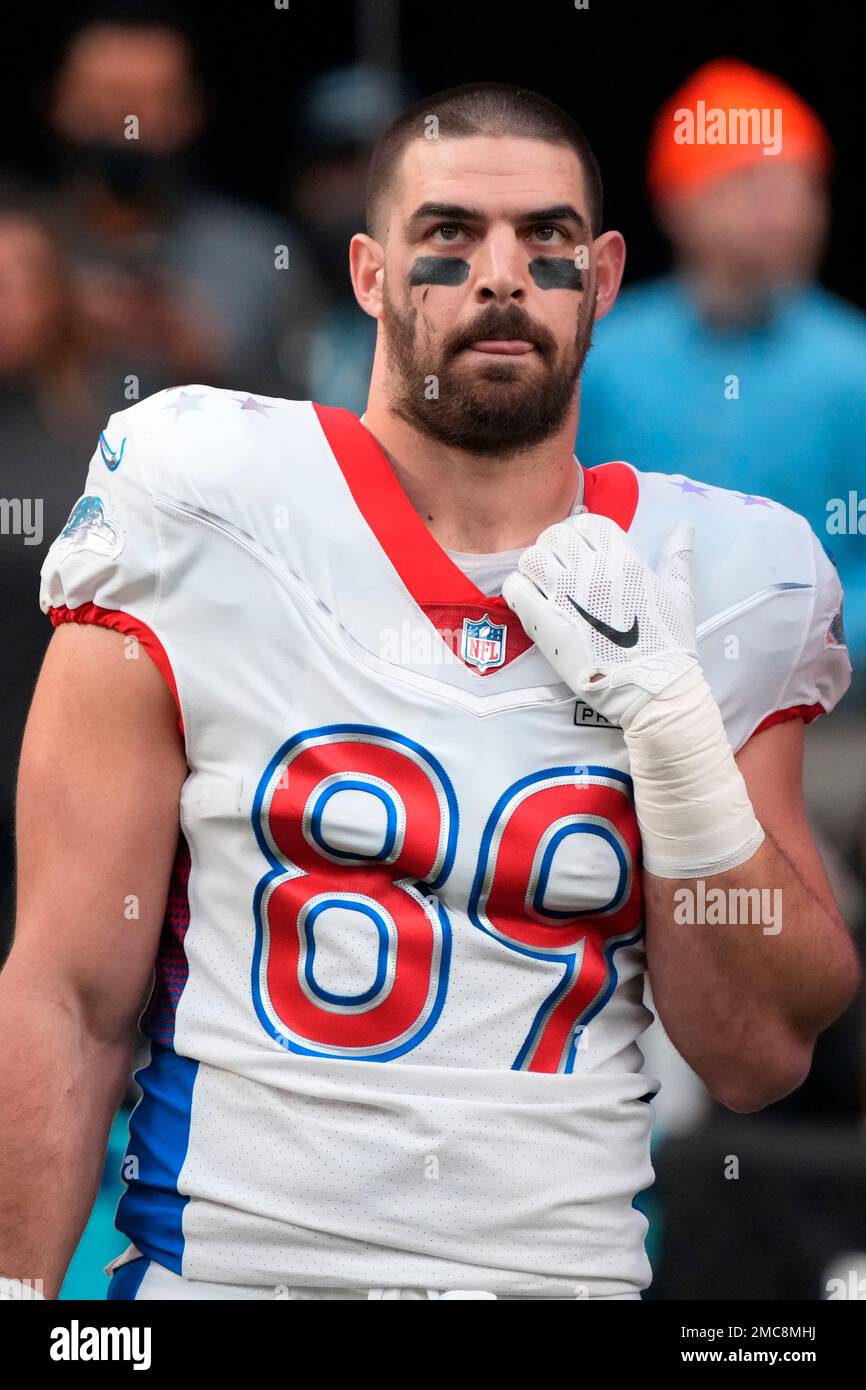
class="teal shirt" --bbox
[578,277,866,668]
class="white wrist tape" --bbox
[622,662,765,879]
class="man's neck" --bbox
[360,399,583,554]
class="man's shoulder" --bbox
[625,463,850,737]
[625,463,822,603]
[631,463,811,526]
[103,385,320,494]
[110,383,313,435]
[595,458,813,537]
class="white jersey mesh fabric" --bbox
[516,513,696,673]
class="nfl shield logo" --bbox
[461,613,507,672]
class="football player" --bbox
[0,82,859,1301]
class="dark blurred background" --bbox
[1,0,864,1300]
[3,2,865,304]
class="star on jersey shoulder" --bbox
[667,478,710,496]
[733,493,774,507]
[163,389,207,418]
[234,395,275,415]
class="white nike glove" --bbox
[503,511,764,879]
[501,512,698,731]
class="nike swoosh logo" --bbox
[98,431,126,472]
[566,597,640,648]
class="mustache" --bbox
[445,305,558,359]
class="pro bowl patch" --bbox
[53,494,125,560]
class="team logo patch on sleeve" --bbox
[461,614,507,671]
[826,606,847,648]
[54,494,125,560]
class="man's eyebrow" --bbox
[523,205,587,231]
[406,201,587,231]
[407,202,486,226]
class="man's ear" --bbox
[350,233,385,320]
[592,229,627,324]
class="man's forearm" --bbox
[643,830,861,1106]
[0,967,132,1298]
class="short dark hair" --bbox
[366,81,603,242]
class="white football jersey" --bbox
[40,385,850,1297]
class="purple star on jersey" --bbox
[667,478,710,496]
[734,493,773,507]
[164,390,206,418]
[235,396,275,415]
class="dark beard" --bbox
[383,288,595,457]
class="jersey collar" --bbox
[313,403,639,671]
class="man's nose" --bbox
[471,234,528,302]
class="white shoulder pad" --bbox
[40,382,316,614]
[628,471,852,752]
[40,398,159,626]
[112,384,321,537]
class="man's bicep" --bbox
[735,718,841,918]
[10,623,188,1040]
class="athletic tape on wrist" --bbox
[623,664,765,879]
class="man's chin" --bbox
[449,355,549,401]
[424,398,561,454]
[461,378,550,415]
[453,347,542,373]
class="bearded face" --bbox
[382,279,596,457]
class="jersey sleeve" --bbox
[757,532,851,731]
[700,523,851,753]
[39,406,184,733]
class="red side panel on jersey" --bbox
[313,405,640,675]
[140,834,192,1046]
[47,602,185,736]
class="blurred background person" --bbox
[280,64,415,411]
[0,186,109,959]
[578,58,866,673]
[575,56,866,1298]
[47,10,321,399]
